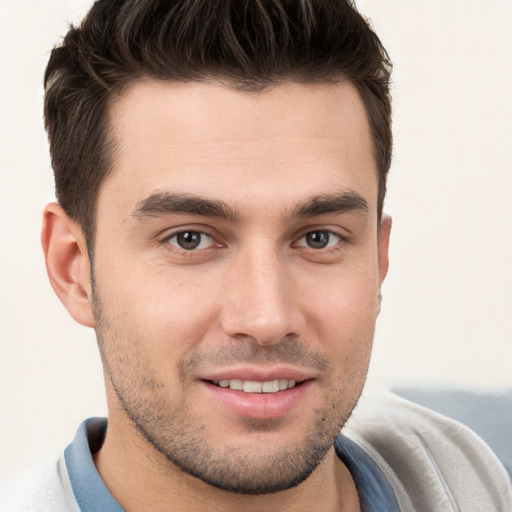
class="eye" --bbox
[167,231,215,251]
[295,230,341,249]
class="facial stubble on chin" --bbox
[90,285,368,495]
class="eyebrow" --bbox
[289,191,369,218]
[131,190,369,222]
[132,192,241,222]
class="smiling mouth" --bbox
[210,379,299,393]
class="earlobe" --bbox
[41,203,95,327]
[378,214,392,284]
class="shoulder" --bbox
[343,389,512,512]
[0,454,79,512]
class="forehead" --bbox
[103,79,377,217]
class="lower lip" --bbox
[200,380,313,420]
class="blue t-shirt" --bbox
[64,417,400,511]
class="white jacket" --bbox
[1,390,510,511]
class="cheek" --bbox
[300,268,379,384]
[98,265,222,360]
[303,266,380,338]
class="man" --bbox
[0,0,510,511]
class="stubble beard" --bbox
[91,287,369,495]
[114,392,348,495]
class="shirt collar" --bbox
[64,418,123,512]
[334,433,400,511]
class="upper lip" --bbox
[198,365,316,383]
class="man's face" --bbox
[90,80,390,493]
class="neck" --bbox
[93,416,360,512]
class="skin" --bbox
[42,80,391,512]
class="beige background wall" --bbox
[1,0,511,481]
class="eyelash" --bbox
[293,230,343,250]
[163,230,220,254]
[161,228,347,255]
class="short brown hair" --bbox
[44,0,392,245]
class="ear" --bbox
[41,203,95,327]
[377,214,392,284]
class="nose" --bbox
[220,246,305,346]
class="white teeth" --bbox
[229,379,243,391]
[214,378,298,393]
[243,381,262,393]
[262,380,280,393]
